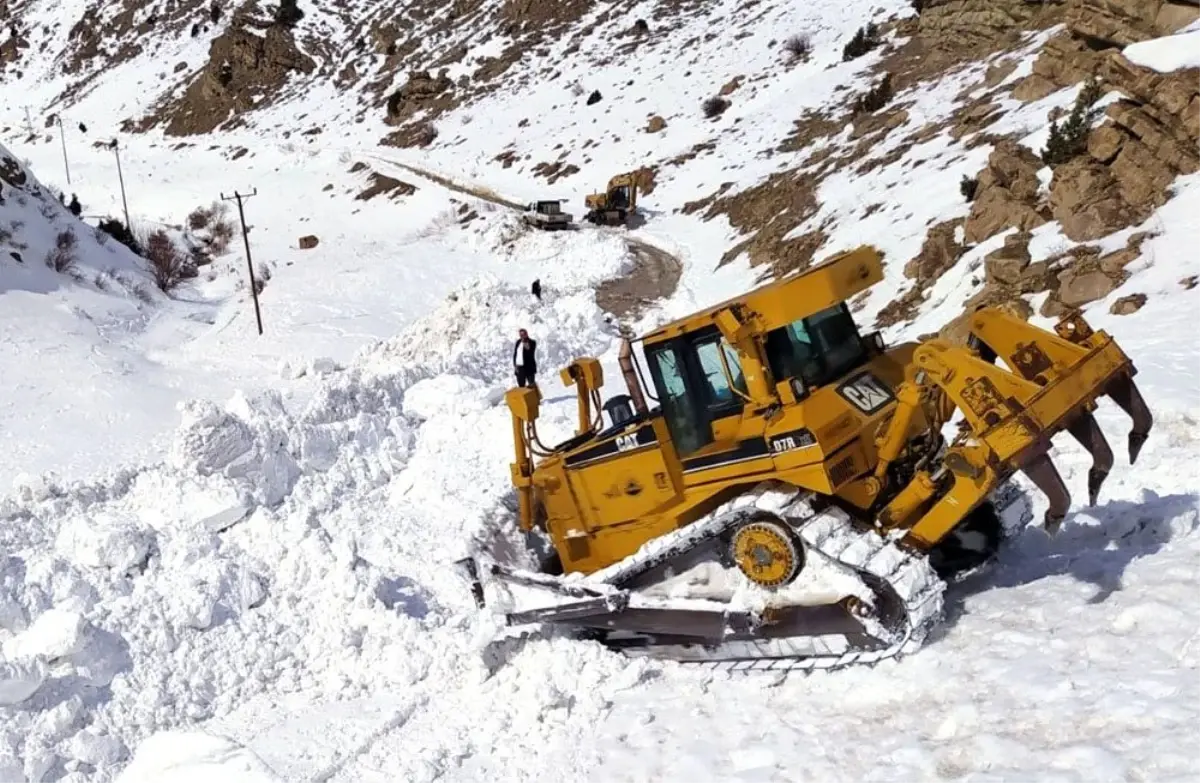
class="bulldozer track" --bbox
[576,481,948,672]
[360,154,682,320]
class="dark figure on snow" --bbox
[513,328,538,388]
[531,278,542,302]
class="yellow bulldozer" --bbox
[583,172,638,226]
[461,245,1152,671]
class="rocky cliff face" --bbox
[952,0,1199,323]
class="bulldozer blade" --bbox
[1021,452,1072,535]
[1067,412,1114,506]
[541,601,876,643]
[1105,374,1153,464]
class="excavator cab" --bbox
[584,173,639,225]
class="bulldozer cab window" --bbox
[695,338,748,406]
[647,344,709,456]
[765,304,867,389]
[609,186,630,209]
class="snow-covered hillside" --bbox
[0,0,1198,780]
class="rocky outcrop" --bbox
[1011,32,1100,101]
[963,140,1048,244]
[1048,53,1199,240]
[162,25,315,136]
[904,218,964,284]
[917,0,1064,47]
[1066,0,1199,46]
[1014,0,1199,100]
[385,71,455,125]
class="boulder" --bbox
[904,218,964,283]
[298,235,319,249]
[983,231,1032,285]
[1109,292,1147,314]
[646,115,667,133]
[1056,265,1123,307]
[1049,159,1141,240]
[963,140,1047,244]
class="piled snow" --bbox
[113,732,281,783]
[1123,28,1200,72]
[0,274,618,781]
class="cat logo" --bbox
[837,372,894,415]
[615,433,640,452]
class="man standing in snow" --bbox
[513,328,538,389]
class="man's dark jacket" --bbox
[513,338,538,373]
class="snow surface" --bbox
[0,3,1199,782]
[1123,28,1200,73]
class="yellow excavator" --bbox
[461,246,1152,671]
[583,172,638,226]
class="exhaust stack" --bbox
[618,337,649,415]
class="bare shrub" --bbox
[44,229,78,273]
[187,204,215,230]
[782,34,812,64]
[143,229,189,292]
[209,213,236,254]
[702,96,730,119]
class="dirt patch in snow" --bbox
[596,241,683,322]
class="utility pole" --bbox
[221,189,264,336]
[55,115,71,185]
[109,139,131,231]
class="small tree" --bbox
[842,23,880,62]
[853,73,893,114]
[274,0,303,27]
[960,175,978,202]
[1041,77,1105,167]
[97,218,142,255]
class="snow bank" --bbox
[0,272,619,781]
[0,143,153,299]
[1123,29,1200,73]
[114,731,281,783]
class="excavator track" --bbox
[466,481,1024,673]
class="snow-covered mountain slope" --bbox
[0,130,643,487]
[0,0,1197,780]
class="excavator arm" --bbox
[875,308,1152,544]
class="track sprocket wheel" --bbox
[729,519,803,588]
